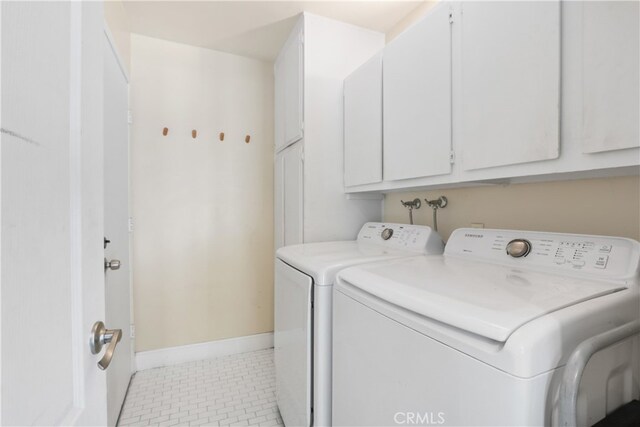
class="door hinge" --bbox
[128,217,134,232]
[130,324,135,339]
[449,151,456,164]
[127,110,133,124]
[449,12,454,24]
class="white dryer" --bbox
[333,228,640,426]
[275,222,444,427]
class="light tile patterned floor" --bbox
[118,349,283,427]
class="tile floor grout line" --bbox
[118,348,282,427]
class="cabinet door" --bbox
[284,24,304,148]
[274,22,304,152]
[460,1,560,170]
[274,60,285,152]
[275,142,304,248]
[582,1,639,153]
[383,4,452,181]
[284,142,304,246]
[274,151,285,249]
[344,52,383,187]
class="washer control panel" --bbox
[357,223,443,253]
[446,228,640,280]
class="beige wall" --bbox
[130,34,274,352]
[384,176,640,242]
[104,0,131,75]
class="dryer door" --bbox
[275,259,312,427]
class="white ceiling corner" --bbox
[122,0,430,61]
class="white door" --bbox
[1,2,109,425]
[344,52,383,187]
[103,31,133,426]
[383,3,452,181]
[459,1,560,170]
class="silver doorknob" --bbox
[90,321,122,370]
[104,258,121,270]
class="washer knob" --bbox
[381,228,394,240]
[506,239,532,258]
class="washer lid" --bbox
[276,222,444,286]
[277,241,425,286]
[336,256,628,342]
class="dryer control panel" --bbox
[357,223,444,254]
[446,228,640,281]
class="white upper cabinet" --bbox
[581,1,639,153]
[344,52,383,187]
[275,21,304,152]
[342,1,638,194]
[383,3,452,181]
[459,1,561,171]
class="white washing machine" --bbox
[333,228,640,426]
[274,222,444,427]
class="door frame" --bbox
[103,20,134,374]
[103,22,135,423]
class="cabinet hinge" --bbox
[449,12,454,24]
[449,151,456,164]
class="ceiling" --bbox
[123,1,429,61]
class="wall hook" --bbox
[424,196,448,232]
[219,132,225,141]
[400,198,421,225]
[162,127,169,136]
[192,130,197,139]
[245,135,251,144]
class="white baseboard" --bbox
[135,332,274,372]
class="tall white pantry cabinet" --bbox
[274,14,385,249]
